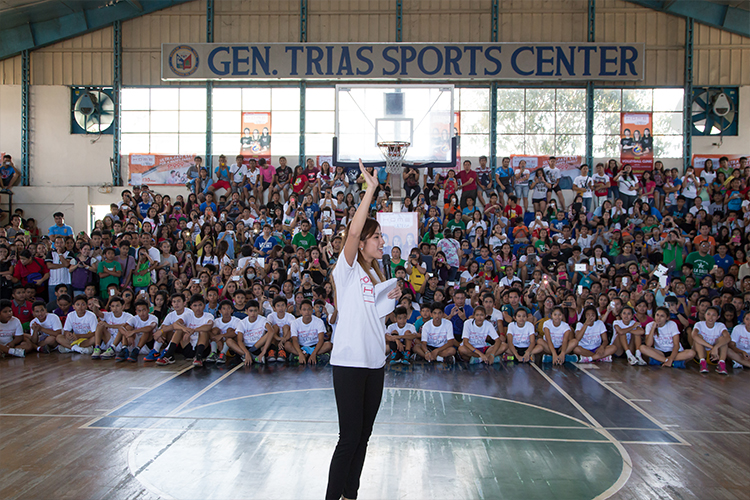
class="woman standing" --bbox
[326,161,401,500]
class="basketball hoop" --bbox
[378,141,410,174]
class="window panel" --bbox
[653,88,684,112]
[525,112,555,134]
[150,111,179,132]
[242,88,271,110]
[213,134,242,155]
[179,111,207,133]
[525,89,555,111]
[122,89,150,110]
[272,134,299,156]
[459,134,490,157]
[497,88,524,111]
[460,111,489,134]
[496,135,525,157]
[212,111,241,133]
[179,134,205,155]
[496,112,524,134]
[556,112,586,136]
[594,89,621,112]
[556,89,586,111]
[121,133,149,154]
[271,88,300,110]
[149,134,179,154]
[305,111,335,133]
[593,135,619,157]
[593,112,620,135]
[306,88,335,111]
[305,133,334,155]
[272,111,301,133]
[653,112,683,135]
[524,135,555,155]
[555,135,584,156]
[622,89,652,111]
[213,89,242,111]
[179,88,207,110]
[459,88,489,111]
[653,136,682,158]
[150,89,179,110]
[121,111,150,133]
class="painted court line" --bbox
[577,367,691,446]
[530,363,633,500]
[629,399,652,402]
[79,365,193,429]
[167,363,244,416]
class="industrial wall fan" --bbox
[71,87,115,135]
[691,87,739,136]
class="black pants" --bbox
[325,365,385,500]
[404,183,421,201]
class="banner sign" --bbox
[128,154,196,186]
[240,112,272,156]
[510,155,583,175]
[620,112,653,173]
[162,43,645,81]
[692,154,748,173]
[377,212,419,258]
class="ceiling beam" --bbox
[624,0,750,38]
[0,0,193,61]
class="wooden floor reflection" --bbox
[1,354,749,499]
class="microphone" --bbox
[382,254,392,280]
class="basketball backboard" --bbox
[333,84,456,169]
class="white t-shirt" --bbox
[681,175,698,199]
[544,166,562,185]
[162,308,195,328]
[387,323,416,338]
[646,320,682,352]
[612,319,636,345]
[618,176,639,196]
[330,257,387,369]
[0,317,24,345]
[693,321,727,346]
[47,250,72,286]
[592,173,610,194]
[421,319,453,348]
[573,175,594,198]
[30,313,63,339]
[103,311,134,336]
[576,320,607,350]
[186,312,214,346]
[543,319,571,348]
[462,319,499,348]
[230,162,247,183]
[589,256,610,274]
[731,324,750,352]
[64,310,99,335]
[240,315,268,347]
[126,314,158,332]
[508,321,535,348]
[214,316,240,335]
[291,316,326,347]
[268,311,294,333]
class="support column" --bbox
[683,17,694,173]
[112,21,122,186]
[490,0,499,171]
[21,49,30,186]
[299,0,307,168]
[585,0,595,167]
[206,0,214,167]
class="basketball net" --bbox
[378,141,410,174]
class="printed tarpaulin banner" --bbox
[620,112,653,173]
[240,112,272,157]
[377,212,419,258]
[128,154,197,186]
[510,155,583,188]
[691,154,748,173]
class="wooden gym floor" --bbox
[1,354,748,500]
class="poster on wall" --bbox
[128,154,197,185]
[620,112,653,173]
[510,155,582,188]
[692,154,748,174]
[240,112,272,158]
[316,155,333,168]
[377,212,419,258]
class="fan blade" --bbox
[704,115,716,135]
[693,95,707,108]
[692,111,707,122]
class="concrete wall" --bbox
[0,85,21,160]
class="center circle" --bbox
[129,388,627,499]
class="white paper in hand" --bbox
[374,278,399,318]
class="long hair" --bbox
[329,217,386,308]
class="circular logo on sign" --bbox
[168,45,199,77]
